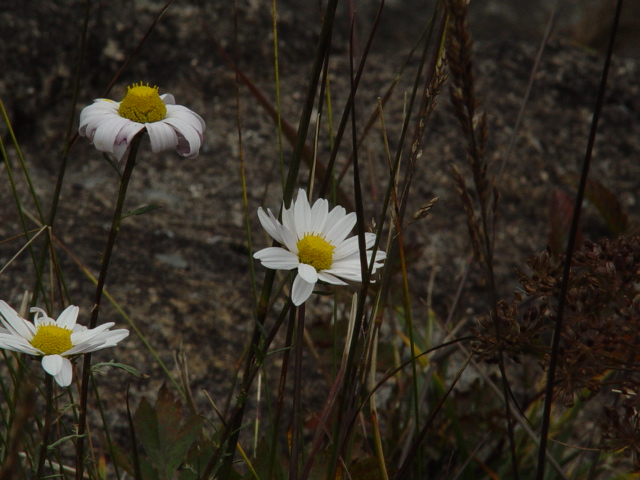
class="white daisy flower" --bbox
[254,189,386,306]
[78,82,205,162]
[0,301,129,387]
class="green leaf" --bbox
[103,152,123,179]
[91,361,148,378]
[134,396,161,472]
[122,204,162,219]
[583,176,629,236]
[47,433,84,450]
[134,384,204,480]
[110,441,135,477]
[305,450,339,480]
[349,457,390,480]
[565,174,629,236]
[242,437,284,480]
[547,188,583,255]
[139,456,161,480]
[179,435,218,480]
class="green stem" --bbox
[75,133,143,480]
[268,305,297,480]
[289,304,305,480]
[35,375,53,480]
[212,0,340,476]
[535,1,623,477]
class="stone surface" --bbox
[0,0,639,472]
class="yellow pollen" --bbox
[31,324,73,355]
[118,83,167,123]
[297,234,335,271]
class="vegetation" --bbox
[0,0,637,479]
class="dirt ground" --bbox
[1,0,639,465]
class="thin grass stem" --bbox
[75,132,143,480]
[35,375,54,480]
[213,0,340,475]
[272,0,286,190]
[232,0,259,312]
[267,304,297,480]
[290,304,305,480]
[0,101,48,311]
[369,327,390,480]
[535,1,624,478]
[91,376,122,480]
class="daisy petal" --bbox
[71,322,114,346]
[56,305,79,329]
[324,212,357,245]
[292,275,315,306]
[332,236,361,260]
[297,263,318,284]
[163,117,203,158]
[166,104,206,132]
[90,329,129,351]
[254,248,300,270]
[93,117,130,156]
[282,201,297,240]
[325,205,347,230]
[112,140,132,163]
[79,100,119,136]
[160,93,176,105]
[327,271,362,283]
[116,119,147,145]
[317,271,348,285]
[146,121,179,153]
[0,300,36,340]
[364,232,378,249]
[280,224,299,254]
[54,358,74,387]
[42,355,64,376]
[257,208,284,244]
[309,198,328,234]
[0,333,41,354]
[293,190,311,239]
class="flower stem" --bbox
[75,133,143,480]
[36,374,53,480]
[290,303,305,480]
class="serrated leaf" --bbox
[122,204,162,219]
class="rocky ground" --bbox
[1,0,639,473]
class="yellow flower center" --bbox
[31,324,73,355]
[117,83,167,123]
[297,234,335,271]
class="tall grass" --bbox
[1,0,638,479]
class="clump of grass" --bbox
[0,0,637,479]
